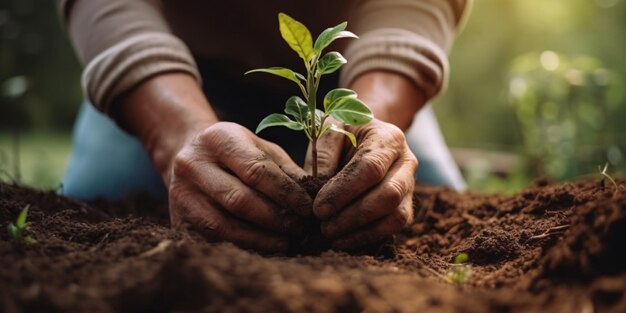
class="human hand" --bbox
[167,122,313,252]
[306,119,418,250]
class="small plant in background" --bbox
[7,204,37,245]
[599,162,618,195]
[445,253,471,284]
[246,13,373,177]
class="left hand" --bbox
[304,118,418,250]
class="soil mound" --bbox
[1,179,625,313]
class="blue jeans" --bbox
[61,102,465,200]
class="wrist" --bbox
[117,73,218,181]
[349,71,426,131]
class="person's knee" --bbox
[61,102,166,200]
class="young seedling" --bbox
[445,253,471,284]
[7,204,37,245]
[599,163,618,195]
[246,13,373,177]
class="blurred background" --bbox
[1,0,625,192]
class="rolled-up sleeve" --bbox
[56,0,201,114]
[341,0,471,101]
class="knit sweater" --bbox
[56,0,470,116]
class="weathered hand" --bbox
[307,119,418,250]
[167,122,313,252]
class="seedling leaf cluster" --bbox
[446,253,471,284]
[7,204,36,245]
[246,13,373,177]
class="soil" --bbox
[291,175,331,254]
[1,178,625,313]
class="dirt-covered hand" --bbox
[311,119,418,250]
[167,122,312,252]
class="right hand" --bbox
[167,122,313,252]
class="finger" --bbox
[168,181,190,228]
[171,189,289,252]
[180,159,304,235]
[314,137,401,220]
[321,156,416,238]
[331,195,413,250]
[304,126,344,177]
[259,139,307,180]
[203,126,313,216]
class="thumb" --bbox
[304,125,345,177]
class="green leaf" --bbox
[329,97,373,125]
[324,88,357,112]
[16,205,30,228]
[278,13,314,62]
[454,253,469,264]
[7,224,19,239]
[24,236,37,245]
[314,21,358,53]
[329,124,357,147]
[315,109,324,125]
[294,72,306,81]
[256,113,304,133]
[245,67,303,84]
[317,52,347,75]
[284,96,308,122]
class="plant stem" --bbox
[306,57,319,177]
[311,137,318,177]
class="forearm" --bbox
[118,72,218,182]
[58,0,201,115]
[349,71,426,131]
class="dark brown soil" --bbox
[291,175,331,254]
[1,178,625,313]
[298,175,330,199]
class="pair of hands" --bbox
[168,119,417,252]
[121,71,422,253]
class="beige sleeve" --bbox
[56,0,201,114]
[341,0,471,101]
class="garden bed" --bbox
[1,179,625,313]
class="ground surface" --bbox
[1,179,625,313]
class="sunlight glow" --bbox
[540,51,560,71]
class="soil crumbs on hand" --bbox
[1,179,625,313]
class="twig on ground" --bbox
[528,224,570,240]
[88,233,111,252]
[461,213,483,225]
[423,265,448,281]
[140,239,173,258]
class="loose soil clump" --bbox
[1,179,625,313]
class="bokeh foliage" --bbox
[0,0,82,131]
[435,0,626,186]
[509,51,624,179]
